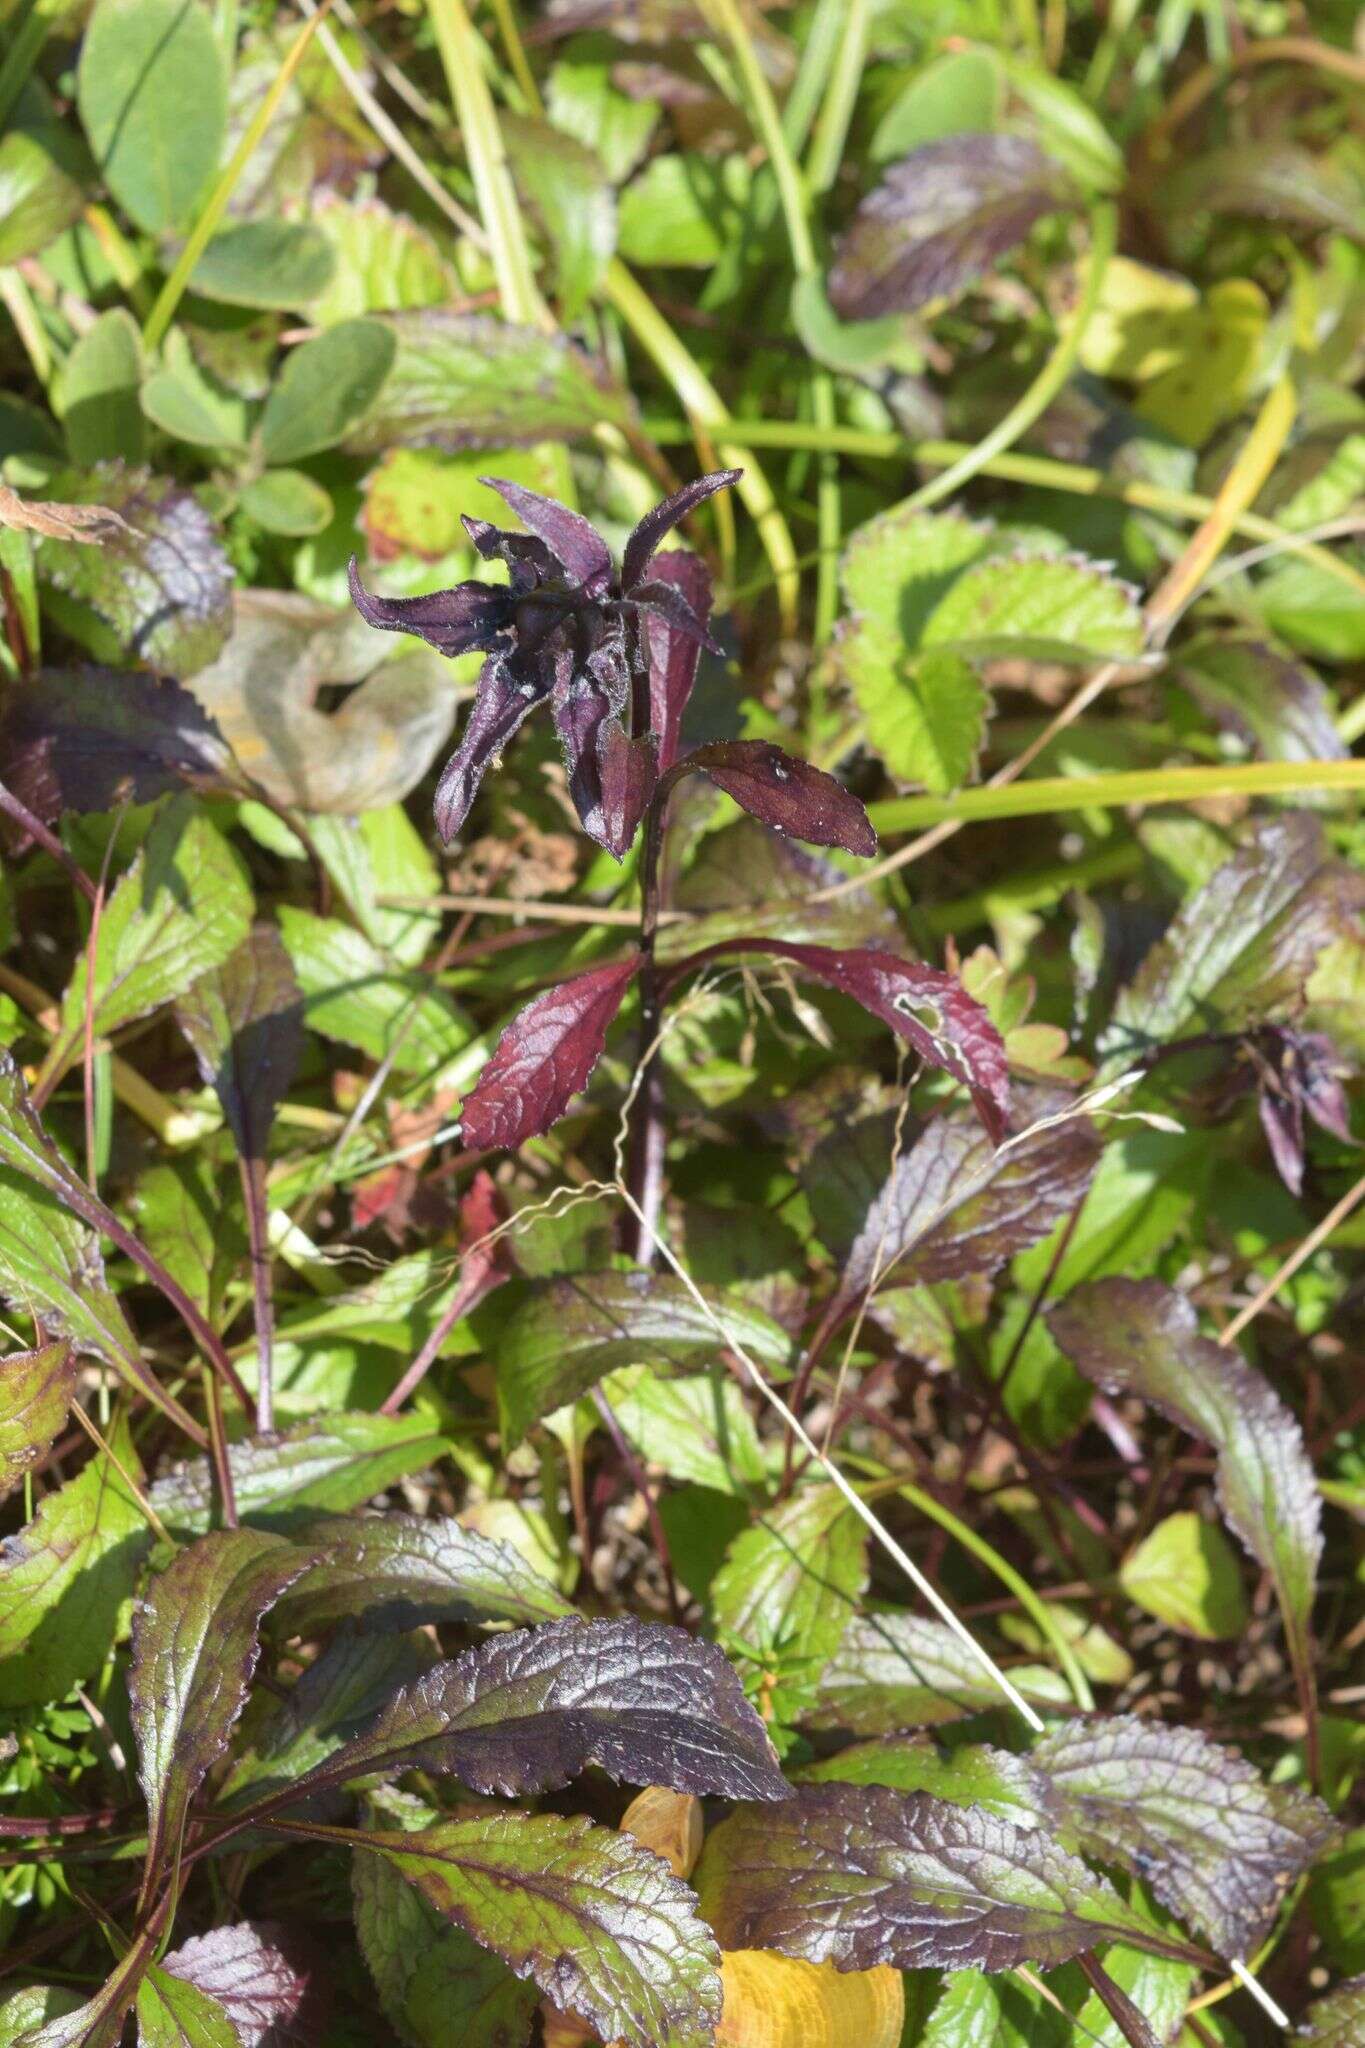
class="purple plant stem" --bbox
[0,779,99,905]
[626,796,668,1266]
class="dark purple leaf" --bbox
[275,1510,574,1635]
[645,551,712,773]
[629,574,722,654]
[131,1528,314,1887]
[1032,1713,1338,1960]
[1178,638,1347,771]
[480,475,612,593]
[0,1341,74,1503]
[621,468,740,592]
[462,512,559,590]
[357,1811,722,2048]
[682,740,877,856]
[0,668,236,825]
[282,1615,789,1806]
[162,1924,328,2048]
[176,926,304,1164]
[669,939,1010,1140]
[1251,1027,1354,1196]
[1048,1279,1322,1678]
[434,656,547,844]
[829,134,1072,320]
[458,956,640,1153]
[694,1783,1196,1973]
[598,723,657,858]
[347,558,512,659]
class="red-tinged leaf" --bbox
[162,1922,329,2048]
[480,475,612,594]
[176,925,304,1164]
[1032,1714,1338,1960]
[279,1615,789,1807]
[694,1784,1199,1974]
[681,741,877,857]
[598,723,657,858]
[131,1528,314,1889]
[829,134,1072,319]
[1048,1279,1322,1680]
[433,657,547,845]
[669,939,1010,1140]
[0,1341,74,1503]
[621,468,740,593]
[458,957,640,1152]
[357,1811,722,2048]
[0,667,237,826]
[645,550,712,773]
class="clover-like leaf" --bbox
[695,1783,1196,1972]
[1032,1713,1338,1959]
[680,741,877,856]
[1048,1278,1322,1681]
[458,957,640,1153]
[829,134,1072,319]
[357,1811,721,2048]
[275,1511,573,1636]
[0,668,237,823]
[0,1341,74,1504]
[160,1922,328,2048]
[131,1527,314,1887]
[148,1412,452,1538]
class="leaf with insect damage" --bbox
[131,1528,313,1888]
[274,1511,573,1636]
[0,668,236,824]
[457,957,640,1153]
[679,741,877,856]
[695,1783,1192,1973]
[160,1922,329,2048]
[1048,1278,1322,1683]
[1031,1713,1338,1960]
[0,1341,74,1503]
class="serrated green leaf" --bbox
[921,551,1144,665]
[842,641,987,793]
[135,1968,239,2048]
[800,1736,1047,1826]
[278,906,473,1074]
[712,1485,867,1725]
[1118,1511,1249,1640]
[77,0,227,235]
[310,195,455,325]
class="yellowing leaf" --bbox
[715,1950,903,2048]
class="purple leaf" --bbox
[131,1528,314,1889]
[281,1615,789,1806]
[176,926,304,1165]
[276,1510,574,1635]
[459,956,640,1153]
[434,656,546,844]
[348,558,511,659]
[645,551,712,773]
[0,1341,74,1504]
[599,724,657,858]
[162,1924,328,2048]
[462,512,559,590]
[694,1783,1199,1973]
[682,740,877,856]
[621,468,740,592]
[0,667,236,824]
[628,575,722,654]
[1252,1027,1354,1196]
[829,134,1072,319]
[669,939,1010,1140]
[479,476,613,594]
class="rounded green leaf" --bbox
[77,0,228,235]
[239,469,334,536]
[189,219,337,311]
[1119,1511,1249,1640]
[259,317,396,465]
[56,307,146,466]
[0,120,86,266]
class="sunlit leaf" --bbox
[0,1341,74,1504]
[712,1486,867,1725]
[458,957,640,1152]
[148,1412,452,1538]
[805,1610,1061,1735]
[275,1510,573,1635]
[681,742,877,856]
[1117,1510,1248,1641]
[77,0,227,235]
[136,1968,240,2048]
[160,1922,328,2047]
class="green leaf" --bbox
[0,1990,85,2044]
[1049,1279,1322,1680]
[8,1928,158,2048]
[547,48,659,184]
[222,1630,437,1806]
[343,311,633,456]
[156,1924,324,2047]
[305,805,442,969]
[1254,552,1365,663]
[1032,1713,1337,1959]
[0,103,86,267]
[1000,53,1125,194]
[275,1511,573,1635]
[921,551,1144,666]
[1299,1977,1365,2048]
[259,318,397,465]
[801,1737,1047,1826]
[602,1366,771,1497]
[806,1610,1064,1735]
[189,219,337,311]
[135,1969,239,2048]
[618,153,751,269]
[54,309,145,467]
[712,1485,868,1725]
[871,50,1003,160]
[0,1341,74,1504]
[49,798,252,1082]
[131,1527,311,1886]
[358,1812,722,2048]
[238,469,333,537]
[504,114,615,320]
[77,0,228,235]
[310,196,455,325]
[277,907,473,1074]
[1118,1511,1249,1641]
[129,1157,241,1322]
[148,1412,452,1536]
[0,1412,151,1708]
[842,641,987,794]
[33,465,233,675]
[175,924,303,1164]
[140,328,250,450]
[1309,1837,1365,1975]
[1178,637,1346,775]
[490,1269,796,1446]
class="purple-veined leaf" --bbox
[161,1922,328,2048]
[645,549,712,774]
[176,926,305,1164]
[480,475,612,593]
[458,956,640,1153]
[490,1267,796,1446]
[136,1968,240,2048]
[131,1528,314,1888]
[0,1341,74,1503]
[694,1783,1200,1974]
[148,1411,452,1538]
[0,667,237,824]
[357,1811,722,2048]
[1032,1713,1338,1960]
[1300,1976,1365,2048]
[668,939,1010,1141]
[680,741,877,857]
[275,1510,573,1635]
[621,469,740,593]
[829,134,1072,319]
[1048,1279,1322,1680]
[804,1610,1061,1736]
[279,1615,788,1806]
[433,657,547,845]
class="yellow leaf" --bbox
[716,1950,904,2048]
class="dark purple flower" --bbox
[348,470,740,856]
